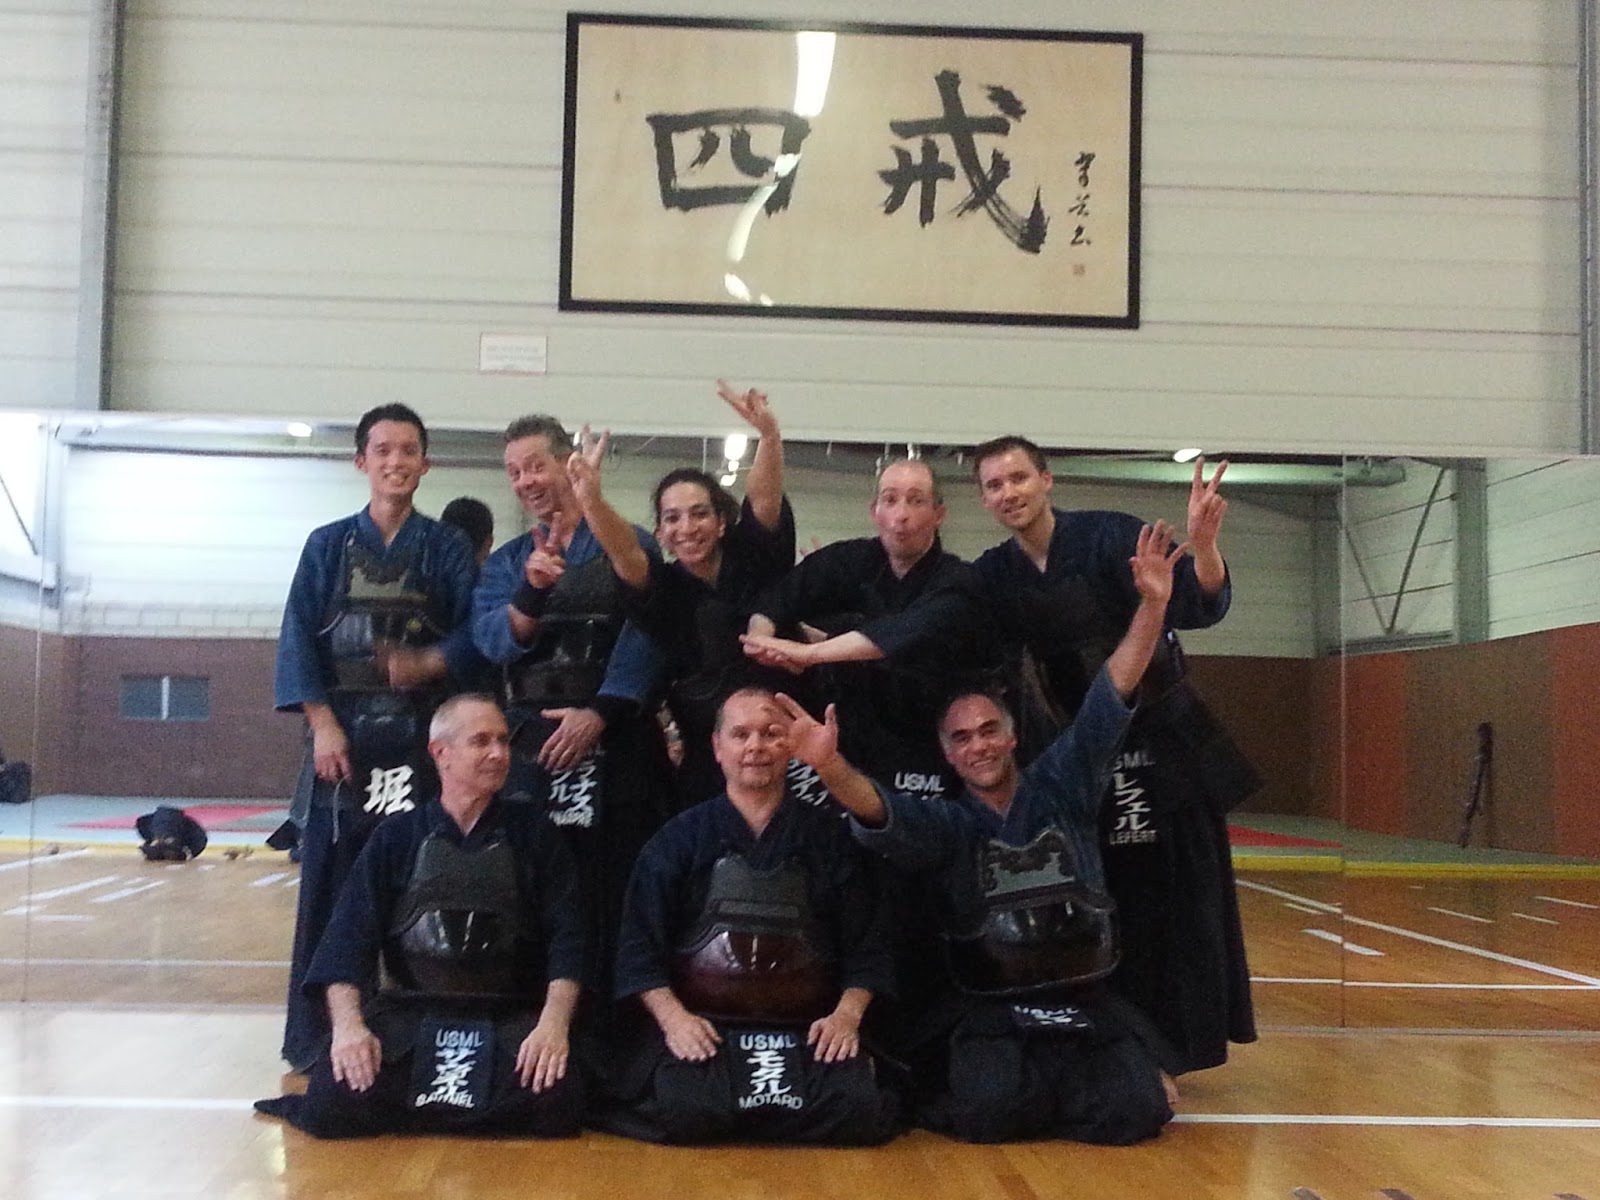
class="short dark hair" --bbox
[356,404,428,454]
[503,414,571,454]
[440,496,494,554]
[875,457,943,505]
[971,435,1048,477]
[652,467,740,528]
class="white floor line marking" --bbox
[249,872,290,888]
[0,1096,1591,1125]
[91,881,166,903]
[0,849,93,874]
[4,906,36,916]
[0,1096,256,1111]
[17,875,122,903]
[29,914,91,923]
[1284,902,1324,915]
[1536,896,1599,910]
[1249,976,1597,991]
[1342,912,1600,986]
[1173,1114,1600,1128]
[282,878,298,888]
[1427,906,1495,924]
[1345,982,1600,990]
[1511,912,1559,926]
[1302,928,1384,956]
[1242,879,1600,987]
[0,966,292,972]
[1238,879,1340,914]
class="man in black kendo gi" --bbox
[599,687,900,1145]
[969,436,1258,1075]
[470,415,671,1013]
[741,457,998,808]
[275,404,480,1071]
[256,694,586,1138]
[772,521,1189,1145]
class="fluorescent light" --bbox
[723,273,752,301]
[719,472,737,486]
[724,432,749,462]
[792,32,836,117]
[1173,447,1203,463]
[286,422,314,439]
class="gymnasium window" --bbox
[119,675,211,722]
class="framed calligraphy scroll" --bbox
[560,14,1142,327]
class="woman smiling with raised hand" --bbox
[569,380,797,808]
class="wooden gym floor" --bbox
[2,848,1598,1198]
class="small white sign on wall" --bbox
[478,332,548,375]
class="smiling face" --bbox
[976,447,1054,535]
[355,419,429,504]
[656,479,727,575]
[938,693,1019,798]
[503,433,571,524]
[711,690,790,796]
[430,699,512,802]
[871,461,945,567]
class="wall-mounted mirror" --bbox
[17,415,1596,1037]
[1334,456,1600,1031]
[2,413,1349,1036]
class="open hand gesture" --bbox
[1129,519,1186,608]
[773,693,838,770]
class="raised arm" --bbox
[566,425,651,591]
[1105,520,1184,700]
[717,379,784,531]
[1186,457,1229,597]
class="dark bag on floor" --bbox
[0,760,30,805]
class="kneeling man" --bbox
[258,694,586,1138]
[781,522,1188,1145]
[600,688,900,1145]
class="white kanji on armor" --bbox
[547,756,600,828]
[1108,765,1158,846]
[736,1033,804,1110]
[785,760,831,809]
[363,765,417,816]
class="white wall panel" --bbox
[1484,457,1600,637]
[0,6,91,410]
[101,0,1583,456]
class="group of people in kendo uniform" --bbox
[258,382,1259,1145]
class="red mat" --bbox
[1227,825,1340,849]
[68,804,284,832]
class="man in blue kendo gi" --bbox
[470,415,672,1011]
[598,686,900,1145]
[256,694,586,1138]
[275,404,480,1071]
[773,521,1190,1145]
[969,436,1258,1074]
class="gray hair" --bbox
[874,457,943,506]
[428,693,503,742]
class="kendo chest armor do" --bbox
[506,556,628,708]
[319,531,450,693]
[671,854,833,1025]
[384,832,528,998]
[944,827,1119,997]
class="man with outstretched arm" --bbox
[970,437,1257,1073]
[256,694,586,1138]
[773,522,1187,1145]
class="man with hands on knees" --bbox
[255,694,586,1138]
[779,522,1189,1145]
[596,687,901,1145]
[471,415,673,1012]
